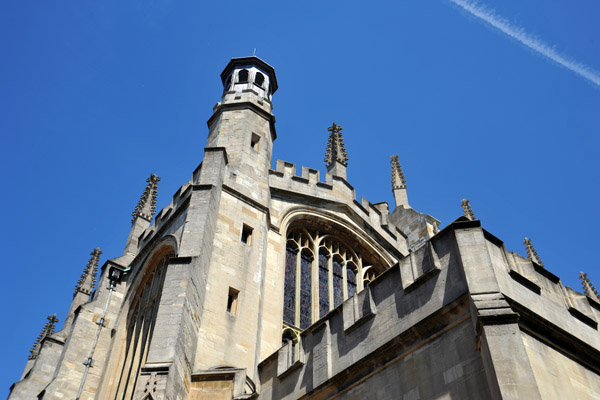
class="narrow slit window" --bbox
[251,133,260,150]
[227,287,239,314]
[241,224,253,244]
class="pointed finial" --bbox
[131,174,161,225]
[579,272,599,302]
[74,248,102,296]
[461,199,476,220]
[390,155,406,189]
[523,237,544,267]
[29,314,58,359]
[324,122,348,168]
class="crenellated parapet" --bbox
[458,219,600,334]
[269,159,408,255]
[135,181,193,251]
[260,219,600,399]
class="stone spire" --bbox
[131,174,161,224]
[523,237,544,267]
[74,248,102,296]
[579,272,599,302]
[324,122,348,179]
[391,155,409,208]
[29,314,58,360]
[391,155,406,189]
[461,199,476,220]
[124,174,161,259]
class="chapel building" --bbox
[9,56,600,400]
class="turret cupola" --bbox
[220,56,278,101]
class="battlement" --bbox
[451,219,600,334]
[259,220,600,399]
[137,181,193,249]
[269,160,408,254]
[259,223,473,398]
[496,237,600,330]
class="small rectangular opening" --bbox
[241,224,253,245]
[250,133,260,150]
[227,287,239,314]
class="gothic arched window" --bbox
[113,250,172,400]
[282,227,383,332]
[238,69,249,83]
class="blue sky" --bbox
[1,0,599,394]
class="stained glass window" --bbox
[283,243,297,326]
[347,264,357,298]
[282,227,383,335]
[318,251,329,319]
[333,256,344,308]
[299,250,313,329]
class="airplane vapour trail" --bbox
[448,0,600,88]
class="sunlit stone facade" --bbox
[9,57,600,400]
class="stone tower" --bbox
[9,57,600,400]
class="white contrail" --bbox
[448,0,600,88]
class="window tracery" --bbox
[282,226,383,331]
[281,327,300,363]
[113,251,172,400]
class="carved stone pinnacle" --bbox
[325,122,348,168]
[29,314,59,360]
[391,155,407,189]
[523,237,544,267]
[74,248,102,296]
[461,199,476,221]
[132,174,161,225]
[579,272,599,301]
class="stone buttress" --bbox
[9,57,600,400]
